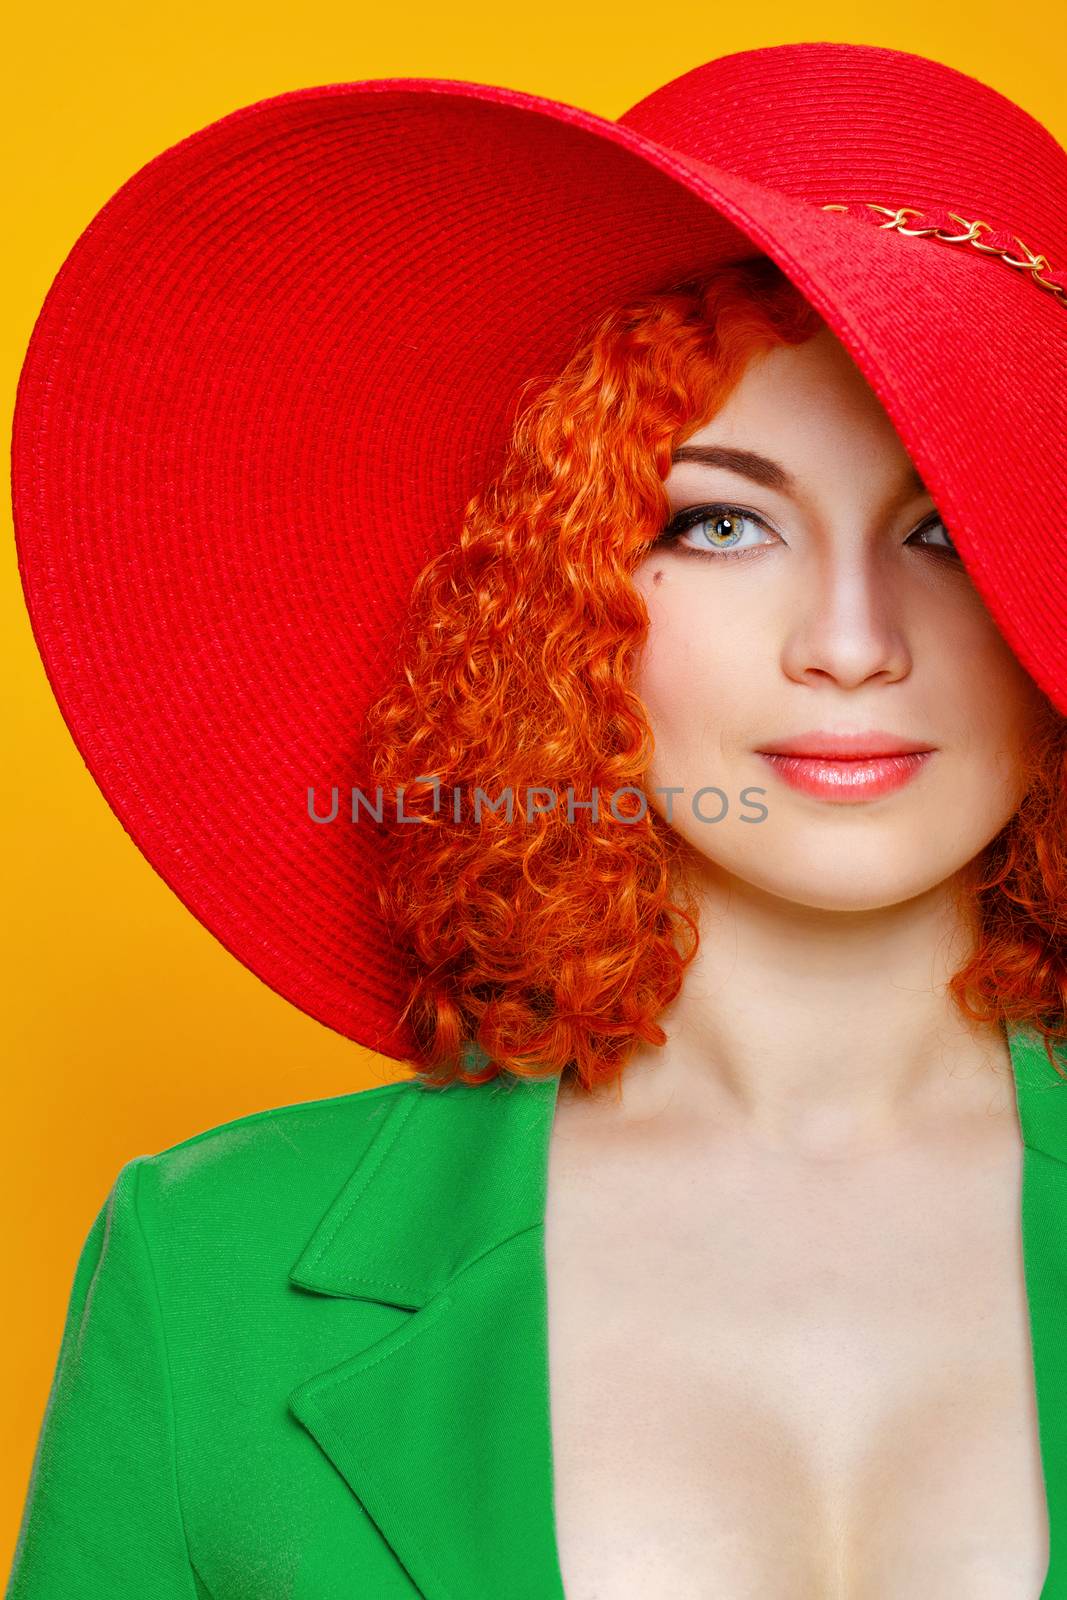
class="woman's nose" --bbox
[779,557,913,690]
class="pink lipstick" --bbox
[755,731,936,803]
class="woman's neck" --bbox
[600,868,1011,1156]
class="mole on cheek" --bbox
[652,569,664,586]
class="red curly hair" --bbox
[363,255,1067,1093]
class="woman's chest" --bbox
[543,1118,1050,1599]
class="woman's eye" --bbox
[657,505,962,563]
[659,504,779,559]
[905,515,961,558]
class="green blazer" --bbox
[7,1023,1067,1599]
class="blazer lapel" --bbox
[1010,1023,1067,1597]
[286,1069,566,1600]
[285,1025,1066,1600]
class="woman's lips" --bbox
[757,750,935,802]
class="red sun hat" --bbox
[12,42,1067,1063]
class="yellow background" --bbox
[4,0,1065,1566]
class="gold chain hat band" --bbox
[821,201,1067,309]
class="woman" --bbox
[361,255,1067,1597]
[8,39,1067,1600]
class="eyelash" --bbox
[658,502,959,562]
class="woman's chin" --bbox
[697,848,971,915]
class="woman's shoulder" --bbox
[150,1072,418,1171]
[117,1070,558,1269]
[66,1077,430,1300]
[127,1075,423,1244]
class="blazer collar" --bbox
[286,1027,1067,1600]
[287,1069,565,1600]
[1008,1024,1067,1597]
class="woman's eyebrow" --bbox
[669,443,929,499]
[669,444,795,490]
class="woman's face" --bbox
[630,325,1048,911]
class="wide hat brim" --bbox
[12,44,1067,1061]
